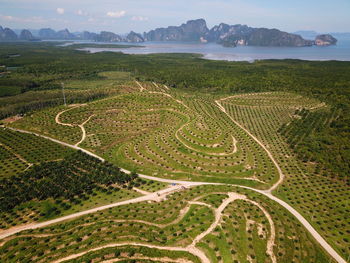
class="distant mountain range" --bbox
[0,26,144,43]
[144,19,314,47]
[144,19,337,47]
[0,19,341,47]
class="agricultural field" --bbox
[11,80,279,188]
[0,42,349,263]
[0,127,73,177]
[0,70,139,121]
[219,92,350,260]
[2,79,347,262]
[0,185,334,263]
[0,150,152,229]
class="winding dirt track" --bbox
[245,199,276,263]
[2,86,346,263]
[135,81,145,92]
[55,105,86,127]
[175,120,238,157]
[53,242,209,263]
[215,99,284,193]
[4,127,346,263]
[75,114,95,146]
[191,193,246,246]
[0,185,191,240]
[49,192,274,263]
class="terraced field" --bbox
[1,77,347,263]
[12,81,279,188]
[219,92,350,260]
[0,127,167,231]
[0,185,333,263]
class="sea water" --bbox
[77,37,350,62]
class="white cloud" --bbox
[131,16,148,21]
[56,8,65,15]
[76,9,88,16]
[0,15,14,21]
[0,14,46,23]
[106,10,126,18]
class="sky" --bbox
[0,0,349,34]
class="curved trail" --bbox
[55,104,86,127]
[2,86,346,263]
[215,99,284,193]
[56,106,94,147]
[49,192,275,263]
[0,184,192,240]
[245,199,276,263]
[175,120,238,157]
[3,128,346,263]
[51,192,273,263]
[191,193,246,245]
[152,82,167,93]
[102,257,187,263]
[135,81,145,92]
[102,257,188,263]
[75,114,95,146]
[52,242,209,263]
[190,193,276,263]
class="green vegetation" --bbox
[66,43,143,49]
[0,185,333,263]
[0,86,22,97]
[12,85,279,188]
[0,184,139,230]
[0,151,143,228]
[279,107,349,183]
[221,92,350,259]
[135,178,169,192]
[0,42,348,262]
[0,151,137,211]
[0,88,121,120]
[1,42,348,185]
[0,127,73,176]
[65,246,200,263]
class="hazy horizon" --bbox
[1,0,350,34]
[2,21,350,36]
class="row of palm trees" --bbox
[0,151,138,211]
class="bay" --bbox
[76,37,350,62]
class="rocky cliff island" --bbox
[143,19,335,48]
[0,19,338,48]
[315,34,338,46]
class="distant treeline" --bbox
[0,89,115,120]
